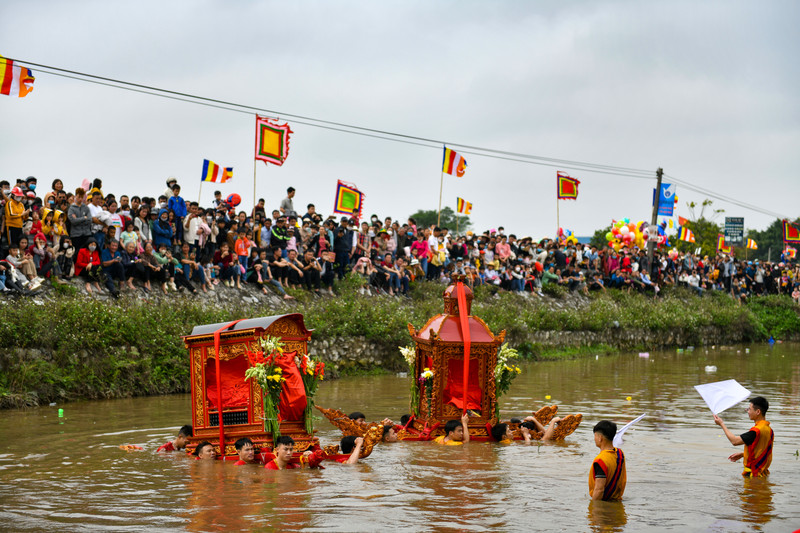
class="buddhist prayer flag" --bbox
[678,227,695,243]
[782,219,800,244]
[333,180,364,221]
[0,55,35,97]
[717,234,731,254]
[557,171,580,200]
[456,197,472,215]
[442,147,467,177]
[746,238,758,250]
[255,115,292,166]
[201,159,233,183]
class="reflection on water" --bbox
[587,500,627,533]
[0,344,798,531]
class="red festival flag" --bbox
[678,216,689,226]
[557,171,580,200]
[717,234,731,254]
[442,147,467,177]
[333,180,364,221]
[785,246,797,259]
[782,219,800,244]
[255,115,292,166]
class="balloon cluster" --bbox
[557,227,579,245]
[604,218,665,251]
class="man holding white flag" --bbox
[713,396,774,478]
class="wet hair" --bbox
[275,435,295,448]
[340,435,358,454]
[520,421,538,431]
[593,420,617,442]
[178,425,193,437]
[444,419,461,436]
[750,396,769,415]
[399,414,412,426]
[509,417,522,424]
[235,437,254,451]
[348,412,366,421]
[382,424,395,438]
[193,441,213,457]
[490,423,508,442]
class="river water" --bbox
[0,344,798,532]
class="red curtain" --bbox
[443,358,481,411]
[205,356,251,410]
[275,351,308,422]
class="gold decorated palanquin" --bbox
[182,315,314,458]
[407,281,504,440]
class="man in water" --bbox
[714,396,774,477]
[589,420,626,501]
[337,436,365,464]
[193,441,216,460]
[157,425,192,452]
[434,413,470,445]
[265,436,322,470]
[233,438,260,465]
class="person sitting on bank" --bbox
[193,441,216,461]
[714,396,774,478]
[157,424,192,452]
[337,436,365,464]
[265,436,321,470]
[589,420,626,501]
[233,437,260,465]
[434,413,470,445]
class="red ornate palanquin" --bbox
[182,315,316,458]
[407,282,505,440]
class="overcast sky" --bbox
[2,1,798,238]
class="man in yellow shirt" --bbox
[434,413,470,445]
[588,420,626,501]
[714,396,774,477]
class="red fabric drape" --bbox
[205,356,251,410]
[443,358,481,411]
[274,351,308,422]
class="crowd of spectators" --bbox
[1,175,798,304]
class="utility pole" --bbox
[646,168,663,270]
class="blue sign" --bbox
[657,183,675,216]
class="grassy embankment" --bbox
[0,276,797,408]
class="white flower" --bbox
[399,345,416,366]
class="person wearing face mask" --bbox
[4,187,30,247]
[75,238,104,294]
[151,209,173,250]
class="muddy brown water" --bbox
[0,344,798,532]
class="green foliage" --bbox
[746,295,800,339]
[407,206,471,232]
[0,275,789,408]
[676,217,721,257]
[590,224,612,249]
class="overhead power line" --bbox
[5,56,794,221]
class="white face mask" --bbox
[88,245,97,251]
[160,202,167,208]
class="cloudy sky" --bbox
[2,1,798,238]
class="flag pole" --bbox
[556,197,560,238]
[437,170,444,227]
[253,158,258,216]
[198,181,203,204]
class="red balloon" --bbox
[226,193,242,207]
[534,261,543,272]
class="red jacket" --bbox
[75,248,100,276]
